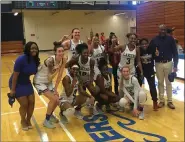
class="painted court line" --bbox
[1,106,46,116]
[33,87,76,142]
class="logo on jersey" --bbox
[141,54,152,64]
[123,52,136,58]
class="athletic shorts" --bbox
[33,82,54,95]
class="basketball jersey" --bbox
[60,74,78,104]
[78,56,91,82]
[103,75,111,89]
[92,45,105,66]
[68,39,83,61]
[119,45,136,74]
[33,55,61,84]
[122,75,135,98]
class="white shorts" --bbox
[94,66,101,80]
[34,82,54,95]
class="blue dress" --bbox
[9,54,37,98]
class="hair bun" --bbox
[53,41,61,46]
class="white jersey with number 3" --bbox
[119,45,136,74]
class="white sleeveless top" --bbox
[78,56,91,82]
[33,55,61,84]
[68,39,83,61]
[119,45,136,74]
[92,45,104,66]
[60,74,78,102]
[103,75,111,89]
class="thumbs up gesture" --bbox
[155,47,159,56]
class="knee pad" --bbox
[119,98,128,108]
[139,89,147,104]
[63,108,75,117]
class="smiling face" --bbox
[140,40,149,50]
[70,66,79,77]
[30,43,39,57]
[101,65,109,76]
[81,49,89,60]
[128,34,137,46]
[72,29,80,40]
[55,47,64,60]
[121,67,130,80]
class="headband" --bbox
[71,65,79,68]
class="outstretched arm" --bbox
[54,57,68,93]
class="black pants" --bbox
[112,66,119,95]
[145,75,158,102]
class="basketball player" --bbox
[109,33,143,80]
[139,38,158,111]
[65,43,99,115]
[59,64,95,122]
[33,42,67,129]
[119,65,147,120]
[90,36,106,80]
[95,58,120,112]
[62,28,83,61]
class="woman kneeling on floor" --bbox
[59,64,95,123]
[119,65,147,120]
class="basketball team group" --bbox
[8,24,179,130]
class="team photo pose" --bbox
[89,36,106,80]
[9,41,40,131]
[62,28,83,61]
[65,43,99,115]
[119,66,147,120]
[59,64,95,122]
[95,58,120,112]
[109,33,143,80]
[33,42,67,129]
[139,38,158,111]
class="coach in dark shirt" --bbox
[149,24,178,109]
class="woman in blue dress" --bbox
[9,41,40,131]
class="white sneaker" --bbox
[43,120,56,129]
[59,113,69,124]
[139,111,144,120]
[50,115,59,123]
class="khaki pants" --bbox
[155,61,173,102]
